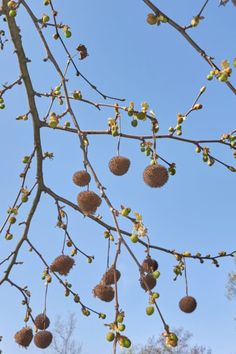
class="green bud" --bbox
[152,271,160,279]
[74,294,80,303]
[152,291,160,299]
[146,306,155,315]
[130,234,138,243]
[117,313,124,323]
[195,146,201,153]
[137,112,146,120]
[207,74,213,81]
[21,194,28,203]
[131,119,138,127]
[117,324,125,332]
[9,216,16,224]
[9,9,17,17]
[5,232,13,240]
[99,313,106,319]
[42,14,50,23]
[106,332,115,342]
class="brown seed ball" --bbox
[50,255,75,276]
[179,296,197,313]
[140,273,157,291]
[93,284,115,302]
[34,330,53,349]
[102,266,121,285]
[109,156,130,176]
[14,327,33,348]
[142,257,158,273]
[34,314,50,330]
[77,191,102,215]
[143,164,169,188]
[72,170,91,186]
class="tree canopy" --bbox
[0,0,235,353]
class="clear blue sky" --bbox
[0,0,236,353]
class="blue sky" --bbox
[0,0,236,353]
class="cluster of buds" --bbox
[221,133,236,149]
[7,1,18,17]
[163,331,178,348]
[21,188,30,203]
[173,260,185,280]
[106,312,131,348]
[64,280,72,297]
[140,141,153,156]
[49,112,59,128]
[52,85,61,97]
[7,206,18,227]
[41,268,52,284]
[72,90,82,100]
[120,206,131,217]
[146,12,168,25]
[146,291,160,316]
[127,101,157,128]
[130,212,148,242]
[108,118,119,136]
[202,147,215,166]
[42,13,50,24]
[191,15,204,27]
[207,60,232,82]
[43,151,54,160]
[128,101,148,121]
[16,114,28,121]
[104,230,114,241]
[62,25,72,38]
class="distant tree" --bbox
[227,271,236,300]
[50,314,82,354]
[226,257,236,300]
[121,328,211,354]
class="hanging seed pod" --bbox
[72,170,91,186]
[143,164,169,188]
[109,156,130,176]
[102,266,121,285]
[140,273,156,291]
[34,313,50,330]
[179,296,197,313]
[14,327,33,348]
[77,191,102,215]
[50,255,75,276]
[142,256,158,273]
[34,330,53,349]
[93,284,115,302]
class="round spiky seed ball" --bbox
[34,330,53,349]
[93,284,115,302]
[50,255,75,276]
[14,327,33,348]
[142,256,158,273]
[109,156,130,176]
[143,164,169,188]
[179,296,197,313]
[72,170,91,186]
[34,314,50,330]
[102,266,121,285]
[140,273,157,291]
[77,191,102,215]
